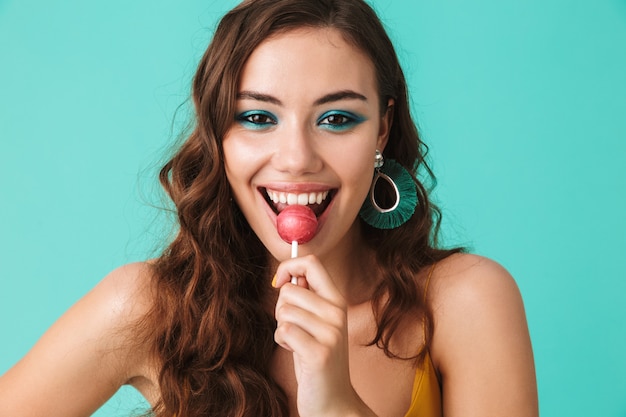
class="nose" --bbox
[272,124,323,176]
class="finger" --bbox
[274,315,343,363]
[274,318,315,353]
[274,255,344,307]
[275,298,346,346]
[275,284,345,330]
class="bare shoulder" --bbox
[88,261,155,325]
[428,253,522,312]
[428,253,528,354]
[66,261,156,354]
[73,261,160,388]
[0,262,158,417]
[427,253,538,417]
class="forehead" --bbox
[238,28,378,100]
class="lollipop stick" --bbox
[290,241,298,284]
[276,205,317,286]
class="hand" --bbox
[273,255,375,417]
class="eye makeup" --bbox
[317,110,367,131]
[235,110,278,130]
[234,109,367,132]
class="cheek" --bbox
[222,148,239,186]
[223,134,257,181]
[352,148,378,199]
[330,147,375,193]
[222,138,251,204]
[223,130,273,174]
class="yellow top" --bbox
[403,351,442,417]
[403,262,442,417]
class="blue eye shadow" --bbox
[235,110,278,130]
[317,110,367,131]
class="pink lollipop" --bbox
[277,204,318,244]
[276,205,318,284]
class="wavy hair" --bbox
[142,0,461,416]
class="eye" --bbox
[318,111,365,131]
[236,110,277,129]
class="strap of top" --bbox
[402,262,443,417]
[421,262,437,343]
[424,262,437,302]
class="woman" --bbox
[0,0,538,416]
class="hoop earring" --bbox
[359,150,418,229]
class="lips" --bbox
[262,187,334,217]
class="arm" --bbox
[0,263,155,417]
[430,254,538,417]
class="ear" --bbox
[377,98,394,152]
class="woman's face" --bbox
[223,28,391,261]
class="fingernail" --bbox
[271,274,277,288]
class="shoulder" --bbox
[66,262,156,349]
[428,253,521,313]
[88,261,155,322]
[0,262,158,416]
[427,253,538,416]
[428,253,528,355]
[35,261,156,356]
[82,261,158,379]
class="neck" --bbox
[313,222,381,306]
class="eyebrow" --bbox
[237,91,282,105]
[236,90,368,106]
[314,90,368,105]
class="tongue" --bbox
[276,205,318,244]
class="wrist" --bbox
[329,394,378,417]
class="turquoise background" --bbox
[1,0,624,416]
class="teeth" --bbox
[266,189,330,206]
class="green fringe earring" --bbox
[359,150,418,229]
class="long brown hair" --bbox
[143,0,461,416]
